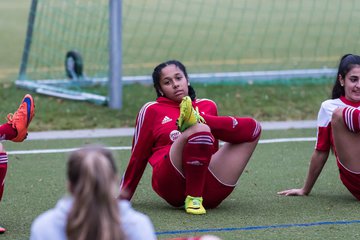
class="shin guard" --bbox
[182,132,214,197]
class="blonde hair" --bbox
[66,145,125,240]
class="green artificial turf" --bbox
[1,129,359,239]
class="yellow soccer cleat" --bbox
[184,195,206,215]
[177,96,205,132]
[7,94,35,142]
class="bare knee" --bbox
[182,123,211,137]
[331,107,344,127]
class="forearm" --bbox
[302,150,329,195]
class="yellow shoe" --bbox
[7,94,35,142]
[185,195,206,215]
[177,96,205,132]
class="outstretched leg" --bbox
[0,94,35,234]
[0,94,35,142]
[7,94,35,142]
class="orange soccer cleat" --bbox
[7,94,35,142]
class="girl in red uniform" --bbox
[120,60,261,214]
[278,54,360,200]
[0,94,35,233]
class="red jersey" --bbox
[121,97,219,200]
[316,96,360,152]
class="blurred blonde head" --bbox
[66,145,125,240]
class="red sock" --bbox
[0,123,17,141]
[202,115,261,143]
[182,132,214,197]
[0,152,8,201]
[342,107,360,133]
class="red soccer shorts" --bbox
[151,151,235,208]
[337,159,360,200]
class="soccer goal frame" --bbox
[16,0,123,109]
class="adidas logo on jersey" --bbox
[161,116,172,124]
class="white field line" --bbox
[25,121,317,141]
[7,137,316,155]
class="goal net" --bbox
[17,0,116,106]
[17,0,360,105]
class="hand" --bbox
[277,188,308,196]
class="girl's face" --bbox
[159,64,189,103]
[340,65,360,102]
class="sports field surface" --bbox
[1,128,359,239]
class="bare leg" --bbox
[332,107,360,172]
[209,134,260,185]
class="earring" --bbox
[341,83,344,87]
